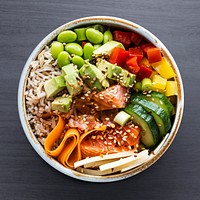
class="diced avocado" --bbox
[93,41,124,56]
[79,63,109,91]
[51,96,72,112]
[64,73,83,96]
[120,69,135,87]
[62,64,78,75]
[44,76,65,98]
[96,59,136,87]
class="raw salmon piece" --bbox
[93,85,128,110]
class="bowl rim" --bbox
[18,16,184,182]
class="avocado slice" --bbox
[79,63,109,91]
[51,96,72,112]
[93,41,124,56]
[62,63,78,75]
[44,76,66,98]
[96,59,136,87]
[64,73,83,96]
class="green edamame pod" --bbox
[86,28,104,44]
[72,55,85,69]
[57,51,71,68]
[93,44,102,50]
[65,43,83,57]
[83,43,94,61]
[57,30,77,43]
[50,41,64,59]
[74,28,86,41]
[142,78,152,91]
[103,30,113,44]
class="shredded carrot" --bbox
[44,115,107,168]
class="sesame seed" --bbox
[126,129,131,133]
[108,142,112,145]
[91,135,96,139]
[112,105,117,108]
[128,146,132,150]
[105,117,110,121]
[104,141,108,145]
[135,126,138,129]
[81,96,85,100]
[108,136,113,140]
[110,123,115,128]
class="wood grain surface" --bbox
[0,0,199,199]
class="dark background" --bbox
[0,0,199,199]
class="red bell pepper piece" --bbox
[137,64,153,81]
[128,47,143,63]
[113,31,131,48]
[147,47,162,63]
[109,47,129,67]
[131,32,143,45]
[140,43,155,54]
[126,57,140,74]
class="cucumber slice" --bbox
[131,96,171,137]
[125,104,160,148]
[131,92,170,117]
[114,111,131,126]
[151,92,173,117]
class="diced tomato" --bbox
[140,43,155,54]
[128,47,143,63]
[137,64,153,81]
[131,32,143,45]
[126,57,140,74]
[93,85,128,110]
[147,47,162,63]
[109,47,129,67]
[113,31,132,48]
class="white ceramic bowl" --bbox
[18,16,184,182]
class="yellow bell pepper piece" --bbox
[165,81,178,96]
[140,57,150,67]
[150,70,158,79]
[151,57,176,79]
[152,74,167,91]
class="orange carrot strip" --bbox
[44,115,65,157]
[57,129,80,168]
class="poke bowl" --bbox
[18,16,184,182]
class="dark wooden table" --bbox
[1,0,199,199]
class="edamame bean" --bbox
[72,55,85,69]
[57,30,77,43]
[50,41,64,59]
[93,44,102,50]
[57,51,70,68]
[65,43,83,56]
[86,28,103,44]
[83,43,94,61]
[74,28,86,41]
[103,30,113,44]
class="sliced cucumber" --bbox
[131,92,170,117]
[131,96,171,137]
[150,92,173,117]
[114,111,131,126]
[125,104,160,148]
